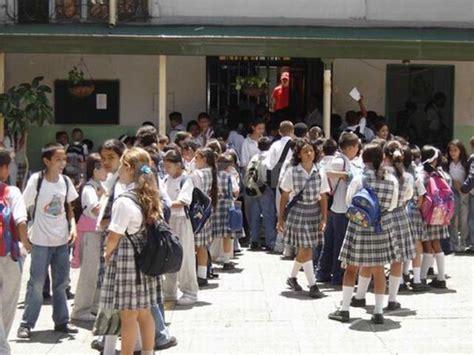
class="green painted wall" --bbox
[26,124,138,171]
[454,125,474,150]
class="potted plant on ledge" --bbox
[235,76,268,97]
[68,65,95,98]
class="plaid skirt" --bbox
[408,207,424,242]
[422,224,449,241]
[284,202,322,248]
[391,207,416,262]
[99,231,160,310]
[96,231,107,289]
[339,212,399,267]
[212,199,241,239]
[195,219,213,247]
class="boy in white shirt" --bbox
[17,143,79,339]
[0,148,30,355]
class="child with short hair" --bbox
[18,143,79,339]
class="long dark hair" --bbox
[421,145,438,173]
[196,147,218,208]
[384,140,405,184]
[446,139,469,176]
[85,153,102,181]
[291,138,319,166]
[362,143,385,179]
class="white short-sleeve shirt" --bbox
[165,174,194,218]
[280,164,330,199]
[81,180,102,219]
[108,184,143,235]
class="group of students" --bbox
[1,111,474,354]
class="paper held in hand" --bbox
[349,87,361,102]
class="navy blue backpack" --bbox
[346,178,382,233]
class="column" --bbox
[322,58,333,139]
[0,52,4,141]
[158,55,167,136]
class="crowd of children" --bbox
[0,104,474,354]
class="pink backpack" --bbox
[421,172,455,225]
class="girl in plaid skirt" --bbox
[419,146,450,289]
[100,147,161,355]
[213,153,241,270]
[278,138,329,299]
[192,147,218,287]
[329,143,399,325]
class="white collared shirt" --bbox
[264,136,292,170]
[108,183,143,235]
[280,163,330,199]
[240,136,260,168]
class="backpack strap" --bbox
[62,175,71,230]
[31,171,44,222]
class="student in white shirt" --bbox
[162,150,199,306]
[0,148,30,355]
[168,112,186,143]
[240,118,265,168]
[18,143,79,339]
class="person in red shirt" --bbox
[271,72,290,112]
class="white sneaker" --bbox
[71,313,96,322]
[177,296,197,306]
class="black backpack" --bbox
[121,192,183,283]
[178,176,212,234]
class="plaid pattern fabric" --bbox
[283,166,323,248]
[100,230,160,310]
[422,224,449,241]
[409,207,425,241]
[212,171,241,239]
[194,168,214,247]
[339,171,399,266]
[391,206,416,261]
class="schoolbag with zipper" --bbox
[244,154,267,198]
[346,176,382,233]
[0,184,20,261]
[421,171,455,225]
[179,175,212,234]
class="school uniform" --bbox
[408,174,425,242]
[339,169,400,267]
[212,171,240,239]
[280,164,330,248]
[386,168,416,262]
[193,167,213,247]
[162,174,199,302]
[100,184,160,310]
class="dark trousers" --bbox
[317,212,349,284]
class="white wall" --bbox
[332,59,474,127]
[5,53,206,128]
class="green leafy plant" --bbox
[68,66,86,85]
[235,76,268,91]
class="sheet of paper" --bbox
[349,87,361,102]
[96,94,107,110]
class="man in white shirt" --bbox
[168,112,186,143]
[240,118,266,168]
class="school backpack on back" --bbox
[0,184,20,261]
[346,178,382,233]
[421,172,455,225]
[65,143,85,179]
[244,154,267,198]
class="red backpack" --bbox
[421,172,455,225]
[0,184,19,261]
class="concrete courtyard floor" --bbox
[9,249,474,354]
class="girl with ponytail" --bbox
[329,143,399,325]
[100,147,160,355]
[192,147,218,287]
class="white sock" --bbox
[403,261,410,276]
[374,294,385,314]
[434,253,446,281]
[420,254,434,279]
[197,266,207,279]
[223,252,231,264]
[134,323,142,351]
[388,276,401,303]
[290,261,302,278]
[341,286,354,311]
[413,267,421,283]
[355,276,371,300]
[302,260,316,287]
[103,335,118,355]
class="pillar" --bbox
[0,52,4,141]
[158,55,167,136]
[322,58,333,139]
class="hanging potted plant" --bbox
[0,76,53,188]
[68,65,95,98]
[235,76,268,97]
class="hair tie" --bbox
[140,165,152,175]
[393,149,402,159]
[421,150,439,165]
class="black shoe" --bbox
[155,336,178,350]
[197,277,208,287]
[427,267,434,276]
[386,301,401,311]
[90,338,104,352]
[308,284,324,299]
[250,242,261,250]
[411,281,431,292]
[350,296,366,308]
[54,323,78,334]
[429,278,447,289]
[286,277,303,291]
[371,313,385,324]
[17,325,31,339]
[403,274,411,283]
[66,289,75,300]
[223,263,235,270]
[328,310,350,323]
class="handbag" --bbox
[92,309,121,336]
[284,171,316,220]
[226,176,243,232]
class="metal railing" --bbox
[4,0,148,23]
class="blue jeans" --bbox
[151,303,170,346]
[247,188,277,248]
[21,244,70,328]
[317,212,348,284]
[469,195,474,247]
